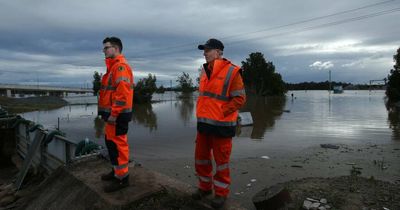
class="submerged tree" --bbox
[92,71,101,96]
[241,52,286,96]
[176,72,194,93]
[386,47,400,103]
[134,73,157,103]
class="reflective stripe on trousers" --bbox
[216,163,229,171]
[199,176,212,183]
[98,107,132,114]
[105,123,129,180]
[114,163,129,170]
[214,180,229,189]
[195,159,212,165]
[195,132,232,196]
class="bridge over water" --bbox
[0,84,93,97]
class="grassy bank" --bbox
[0,96,68,114]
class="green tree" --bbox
[386,47,400,103]
[134,73,157,103]
[241,52,286,96]
[92,71,101,96]
[176,72,194,93]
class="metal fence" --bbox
[15,121,77,172]
[9,117,99,190]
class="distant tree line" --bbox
[285,81,386,91]
[286,81,352,90]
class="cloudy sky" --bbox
[0,0,399,87]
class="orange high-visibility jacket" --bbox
[98,54,134,122]
[197,58,245,134]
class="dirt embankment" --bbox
[0,96,68,113]
[0,157,246,210]
[139,142,400,209]
[278,176,399,210]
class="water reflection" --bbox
[386,103,400,140]
[238,95,286,139]
[20,91,397,157]
[94,116,105,138]
[175,93,195,126]
[132,103,158,132]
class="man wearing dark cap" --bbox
[193,38,246,208]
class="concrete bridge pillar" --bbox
[46,92,50,96]
[6,89,11,97]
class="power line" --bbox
[133,0,397,57]
[228,7,400,45]
[132,6,400,58]
[220,0,397,41]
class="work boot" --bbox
[103,175,129,193]
[211,195,227,209]
[191,189,212,200]
[100,170,115,181]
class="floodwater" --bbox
[21,90,400,160]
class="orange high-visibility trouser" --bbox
[195,132,232,197]
[105,123,129,179]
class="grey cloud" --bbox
[0,0,399,86]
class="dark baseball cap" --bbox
[198,38,224,51]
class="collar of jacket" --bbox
[203,58,232,77]
[105,54,126,71]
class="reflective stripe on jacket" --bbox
[196,58,244,134]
